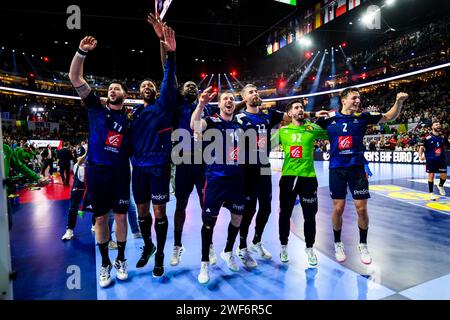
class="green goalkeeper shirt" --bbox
[279,122,328,177]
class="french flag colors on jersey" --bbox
[130,52,177,167]
[316,111,382,168]
[83,91,131,167]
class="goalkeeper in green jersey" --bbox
[278,100,328,267]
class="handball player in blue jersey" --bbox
[169,81,219,266]
[191,88,246,284]
[69,36,132,288]
[316,88,408,265]
[418,119,448,200]
[131,17,177,278]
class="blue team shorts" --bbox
[86,164,130,217]
[202,176,246,216]
[329,165,370,200]
[426,159,447,173]
[132,164,171,205]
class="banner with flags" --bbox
[323,0,335,24]
[273,30,280,53]
[295,17,302,39]
[348,0,361,11]
[304,8,313,34]
[266,33,273,55]
[279,29,287,48]
[287,20,295,44]
[335,0,347,17]
[314,2,323,29]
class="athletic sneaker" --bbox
[280,245,289,263]
[429,193,438,201]
[198,262,210,284]
[437,185,446,196]
[220,250,239,272]
[305,247,318,267]
[209,245,217,265]
[108,240,118,250]
[136,244,156,268]
[170,246,185,266]
[152,253,165,278]
[114,259,128,281]
[61,229,74,241]
[334,242,346,263]
[99,264,112,288]
[357,243,372,264]
[132,232,142,239]
[250,242,272,260]
[236,247,257,268]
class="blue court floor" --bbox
[9,161,450,300]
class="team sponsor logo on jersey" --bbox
[290,146,303,158]
[210,116,222,123]
[119,199,130,205]
[228,147,240,161]
[105,131,124,148]
[257,136,267,149]
[301,196,317,204]
[338,136,353,150]
[305,125,313,131]
[354,113,361,117]
[232,204,245,211]
[353,189,369,196]
[435,147,442,156]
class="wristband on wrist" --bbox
[77,48,88,56]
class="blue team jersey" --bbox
[419,134,448,161]
[83,91,131,167]
[234,108,284,166]
[130,53,177,167]
[173,95,218,154]
[316,111,382,168]
[204,115,244,178]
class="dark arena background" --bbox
[1,0,450,312]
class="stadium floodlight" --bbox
[361,12,376,27]
[386,0,396,6]
[299,37,312,47]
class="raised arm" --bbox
[69,36,97,99]
[380,92,409,124]
[147,12,168,69]
[158,25,178,106]
[191,86,217,133]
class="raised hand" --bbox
[147,12,166,40]
[161,26,176,52]
[198,87,217,107]
[396,92,409,103]
[79,36,97,51]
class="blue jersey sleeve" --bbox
[268,108,284,126]
[159,52,177,110]
[315,116,329,129]
[82,91,102,110]
[362,112,383,124]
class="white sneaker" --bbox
[250,242,272,260]
[170,246,185,266]
[437,185,446,196]
[114,259,128,281]
[305,247,318,267]
[61,229,74,241]
[108,240,118,250]
[357,243,372,265]
[280,245,289,263]
[430,193,438,201]
[220,250,239,271]
[99,264,112,288]
[198,261,210,284]
[334,242,346,263]
[132,232,142,239]
[236,247,258,268]
[209,245,217,265]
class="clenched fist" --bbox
[79,36,98,51]
[396,92,408,103]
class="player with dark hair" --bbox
[316,87,408,265]
[169,80,218,266]
[69,36,132,288]
[131,19,177,278]
[418,119,448,200]
[278,100,328,266]
[191,88,246,284]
